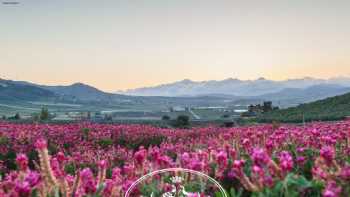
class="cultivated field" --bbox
[0,121,349,196]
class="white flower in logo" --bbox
[126,168,227,197]
[170,176,184,184]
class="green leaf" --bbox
[94,183,105,196]
[31,189,39,197]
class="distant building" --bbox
[263,101,273,112]
[52,114,74,121]
[170,106,186,112]
[248,104,263,114]
[243,101,276,117]
[67,112,90,121]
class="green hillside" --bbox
[0,80,56,102]
[258,92,350,123]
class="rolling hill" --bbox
[258,91,350,123]
[40,83,129,102]
[257,84,350,107]
[0,79,56,102]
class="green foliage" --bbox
[81,128,90,140]
[47,141,59,155]
[229,187,243,197]
[63,142,72,150]
[97,138,114,148]
[223,121,235,127]
[30,189,39,197]
[9,113,21,120]
[114,134,166,150]
[140,181,163,197]
[0,136,9,145]
[40,107,50,121]
[161,115,171,120]
[28,150,39,170]
[64,163,76,175]
[222,114,230,118]
[173,115,190,128]
[2,150,17,171]
[258,92,350,123]
[253,173,324,197]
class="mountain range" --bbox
[117,77,350,97]
[1,77,350,110]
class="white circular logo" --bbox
[125,168,227,197]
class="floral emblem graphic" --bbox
[125,168,227,197]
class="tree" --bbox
[174,115,190,128]
[223,121,234,127]
[161,115,170,121]
[222,114,230,118]
[1,115,6,120]
[14,113,20,120]
[40,107,49,121]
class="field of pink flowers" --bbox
[0,121,349,197]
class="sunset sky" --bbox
[1,0,350,92]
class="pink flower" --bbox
[233,160,245,169]
[112,167,122,184]
[187,193,201,197]
[232,159,245,177]
[50,158,64,178]
[34,138,47,150]
[312,167,328,180]
[278,151,294,172]
[16,153,28,171]
[252,165,264,176]
[252,148,270,167]
[216,151,228,169]
[229,149,236,160]
[98,160,107,169]
[14,180,31,195]
[340,165,350,181]
[24,171,41,187]
[242,138,250,146]
[134,148,147,166]
[263,176,274,187]
[320,146,335,165]
[56,152,66,163]
[80,168,96,194]
[189,160,204,171]
[323,181,341,197]
[296,156,306,165]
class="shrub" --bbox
[97,138,114,148]
[173,115,190,128]
[161,115,170,120]
[39,107,49,120]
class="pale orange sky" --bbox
[1,1,350,92]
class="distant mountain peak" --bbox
[71,82,85,85]
[71,82,90,87]
[180,79,193,83]
[257,77,266,81]
[224,77,239,81]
